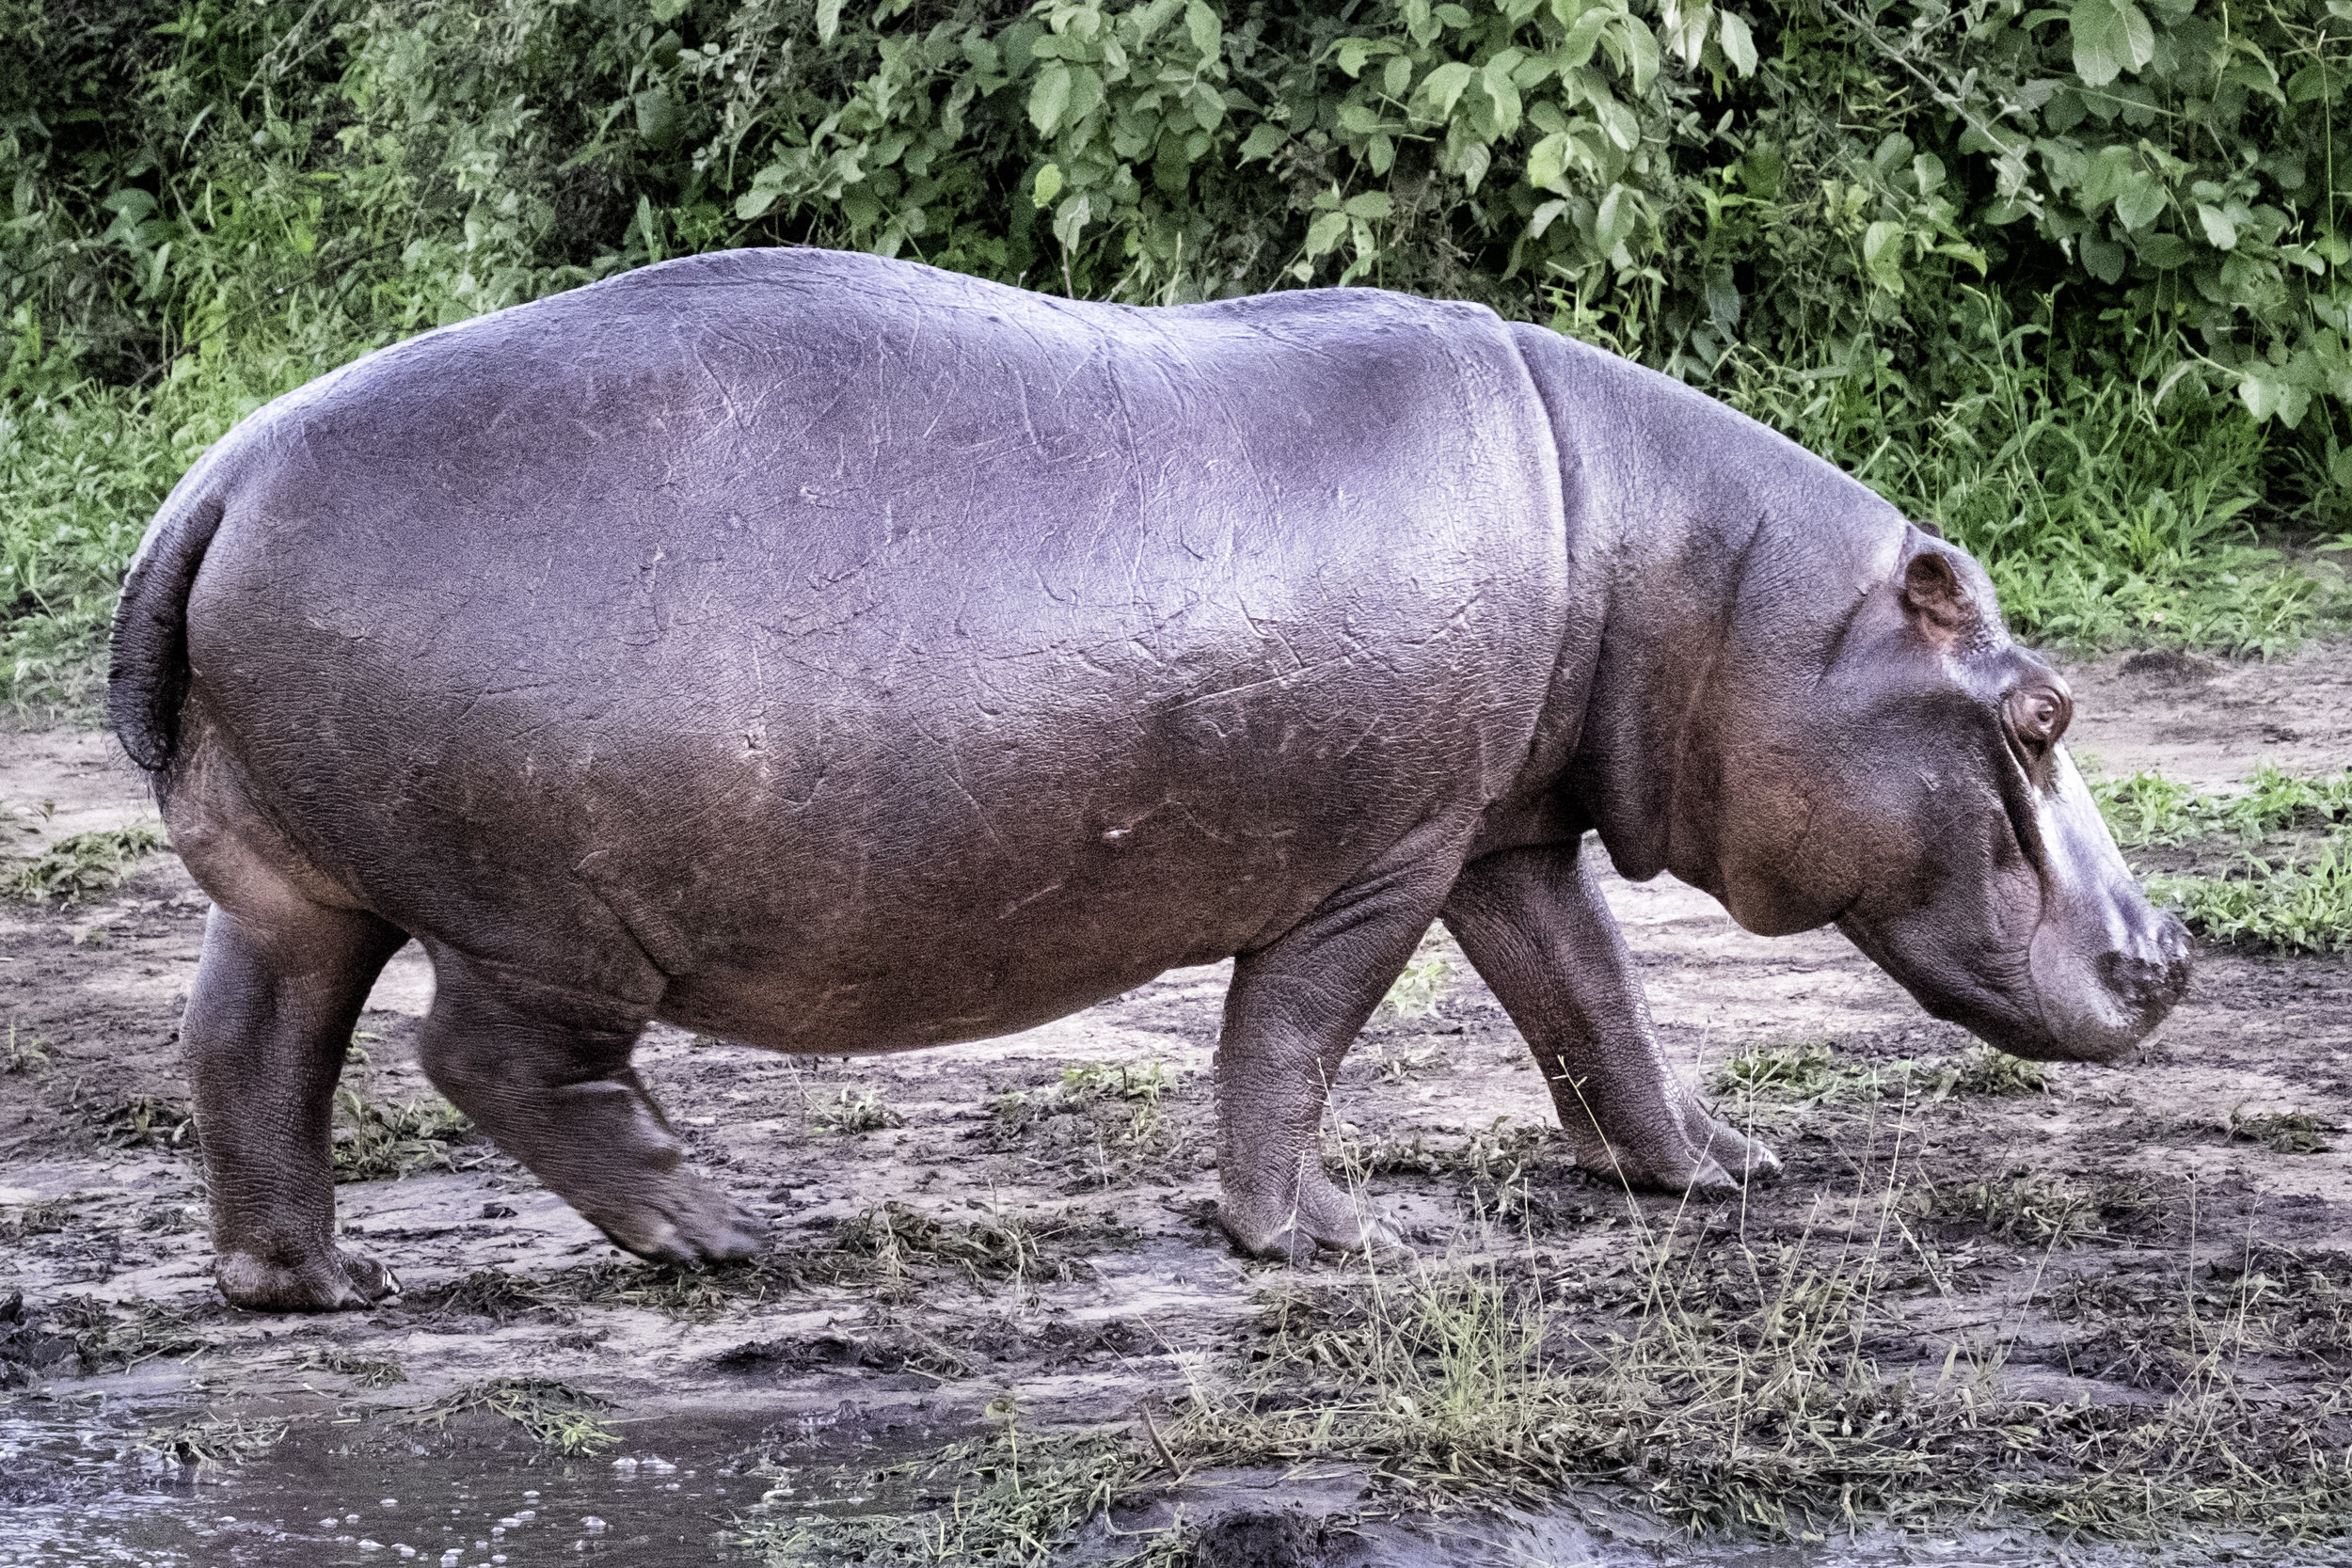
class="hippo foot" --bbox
[580,1171,768,1266]
[1573,1103,1780,1197]
[1219,1173,1402,1264]
[218,1245,400,1312]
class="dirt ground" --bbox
[3,642,2349,1567]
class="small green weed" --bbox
[403,1377,618,1456]
[0,1197,76,1243]
[1381,952,1453,1020]
[2092,771,2217,849]
[1053,1060,1177,1107]
[2151,832,2352,955]
[812,1085,905,1134]
[2096,766,2352,851]
[1710,1038,1839,1100]
[3,1025,48,1074]
[2226,1107,2337,1156]
[1918,1171,2101,1246]
[1926,1046,2050,1100]
[5,823,167,904]
[330,1090,484,1181]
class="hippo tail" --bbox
[107,478,229,773]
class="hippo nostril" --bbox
[2096,942,2189,1020]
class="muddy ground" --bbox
[3,643,2349,1567]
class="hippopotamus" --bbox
[108,248,2190,1311]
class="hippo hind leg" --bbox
[181,899,408,1312]
[415,953,766,1265]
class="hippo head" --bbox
[1677,531,2191,1064]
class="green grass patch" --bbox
[5,823,167,904]
[2226,1107,2340,1156]
[2091,768,2352,956]
[2151,832,2352,956]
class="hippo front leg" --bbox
[1215,858,1460,1262]
[1443,842,1779,1195]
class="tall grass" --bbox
[1731,296,2331,657]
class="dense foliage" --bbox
[3,0,2348,715]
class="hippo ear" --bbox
[1900,549,1977,645]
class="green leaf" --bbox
[1555,7,1613,70]
[735,179,781,222]
[1862,219,1907,294]
[2196,202,2237,250]
[1595,184,1635,254]
[1527,131,1572,193]
[1189,81,1224,131]
[1593,92,1639,151]
[2237,368,2309,426]
[1335,38,1373,76]
[1029,64,1073,135]
[1305,210,1351,256]
[1238,121,1288,163]
[1343,191,1393,220]
[1625,20,1661,93]
[2114,173,2166,231]
[1032,163,1064,209]
[1184,0,1221,59]
[1719,11,1757,76]
[1480,57,1523,136]
[1052,190,1091,250]
[816,0,842,45]
[2080,231,2127,282]
[2069,0,2153,88]
[1067,65,1105,127]
[1417,61,1475,119]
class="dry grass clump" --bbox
[39,1294,216,1373]
[330,1089,488,1181]
[130,1413,289,1467]
[401,1376,618,1456]
[405,1202,1122,1325]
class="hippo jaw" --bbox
[1835,733,2193,1066]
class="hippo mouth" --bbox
[1835,905,2188,1065]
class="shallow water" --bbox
[0,1405,798,1567]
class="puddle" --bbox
[0,1400,929,1568]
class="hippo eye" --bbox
[2005,686,2071,753]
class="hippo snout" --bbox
[2014,902,2193,1064]
[2101,911,2193,1017]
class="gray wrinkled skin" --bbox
[107,249,2191,1310]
